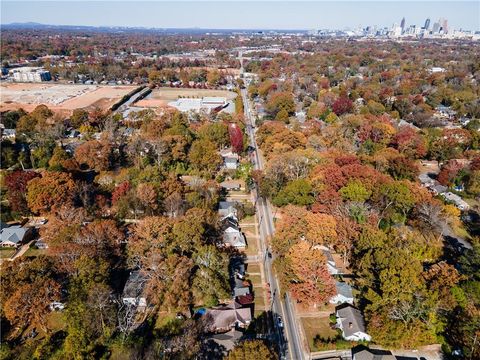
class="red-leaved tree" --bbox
[228,123,244,154]
[332,96,353,116]
[5,171,40,214]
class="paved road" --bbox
[242,88,305,360]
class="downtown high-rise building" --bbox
[424,18,431,30]
[441,18,448,33]
[400,17,406,32]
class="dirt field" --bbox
[135,87,237,108]
[0,83,137,114]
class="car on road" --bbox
[277,316,284,328]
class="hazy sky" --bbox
[2,1,479,31]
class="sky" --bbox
[1,1,479,31]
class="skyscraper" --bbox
[424,18,431,30]
[441,18,448,34]
[400,17,406,32]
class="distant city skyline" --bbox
[1,1,479,31]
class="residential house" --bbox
[230,258,246,280]
[49,301,65,311]
[35,238,49,249]
[220,180,242,191]
[317,245,342,275]
[222,218,247,249]
[1,128,16,141]
[418,173,436,188]
[209,329,244,352]
[205,303,252,333]
[218,201,238,220]
[122,271,147,308]
[353,348,396,360]
[223,228,247,249]
[435,105,457,120]
[233,277,250,297]
[336,305,371,342]
[0,224,33,247]
[220,149,240,170]
[397,119,420,131]
[329,281,354,305]
[442,192,470,211]
[431,184,447,195]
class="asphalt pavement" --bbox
[242,88,305,360]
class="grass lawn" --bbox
[254,293,265,308]
[47,311,66,332]
[241,225,256,233]
[0,248,15,259]
[240,215,256,224]
[154,312,179,331]
[244,238,258,256]
[301,317,338,352]
[248,274,262,286]
[452,223,470,239]
[24,247,47,257]
[247,263,261,274]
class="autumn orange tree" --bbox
[26,171,76,214]
[287,241,335,306]
[1,256,62,337]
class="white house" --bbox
[218,201,238,220]
[321,246,341,275]
[122,271,147,308]
[329,281,354,305]
[222,218,246,249]
[336,305,371,342]
[442,192,470,211]
[1,128,16,141]
[220,149,239,170]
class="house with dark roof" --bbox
[336,304,371,342]
[329,281,354,305]
[353,348,396,360]
[122,271,147,308]
[0,225,33,247]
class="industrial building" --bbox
[11,67,52,82]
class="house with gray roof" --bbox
[353,348,396,360]
[220,149,240,170]
[205,303,252,333]
[431,184,447,195]
[233,278,250,297]
[442,192,470,211]
[336,304,371,342]
[122,271,147,308]
[329,281,354,305]
[218,201,238,220]
[0,225,33,247]
[221,218,246,249]
[321,245,342,275]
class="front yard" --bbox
[300,316,338,352]
[0,247,15,259]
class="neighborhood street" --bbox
[242,87,306,360]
